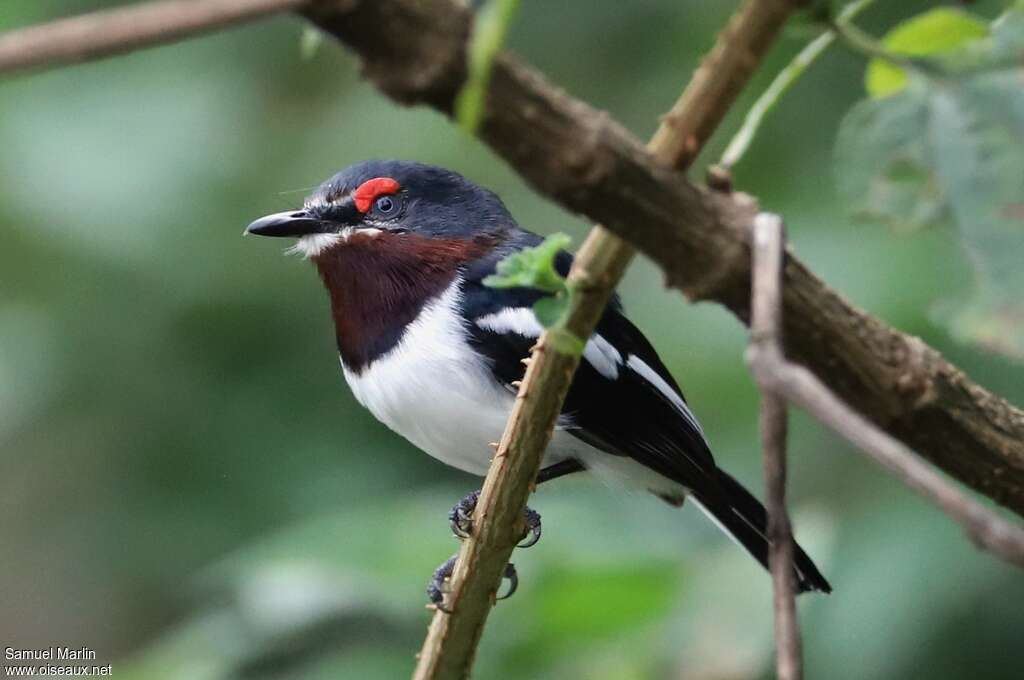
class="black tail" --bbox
[692,470,831,594]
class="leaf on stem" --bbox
[864,8,988,98]
[455,0,522,133]
[484,233,584,352]
[836,6,1024,359]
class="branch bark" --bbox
[749,214,802,680]
[0,0,310,76]
[747,216,1024,569]
[304,0,1024,517]
[411,2,806,677]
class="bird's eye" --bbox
[373,194,399,217]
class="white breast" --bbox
[339,279,690,501]
[341,279,515,476]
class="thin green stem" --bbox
[829,14,936,75]
[721,0,877,169]
[455,0,521,133]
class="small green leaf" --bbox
[533,295,569,328]
[865,8,988,98]
[455,0,522,133]
[483,233,571,293]
[299,26,325,61]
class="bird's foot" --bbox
[427,553,519,612]
[447,490,542,548]
[448,490,480,539]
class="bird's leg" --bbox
[447,489,542,548]
[431,459,583,606]
[536,458,585,484]
[446,459,582,543]
[427,553,518,611]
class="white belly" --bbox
[342,280,518,475]
[341,279,687,500]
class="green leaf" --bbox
[455,0,522,133]
[484,233,583,351]
[837,7,1024,359]
[835,81,948,232]
[483,232,571,293]
[865,8,988,98]
[533,294,569,328]
[299,26,325,61]
[925,71,1024,359]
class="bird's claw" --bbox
[518,506,542,548]
[429,490,539,608]
[427,554,458,611]
[498,562,519,600]
[448,490,480,539]
[447,489,542,548]
[427,554,519,611]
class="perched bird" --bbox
[246,160,831,600]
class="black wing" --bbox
[459,238,832,594]
[460,245,835,593]
[459,240,715,490]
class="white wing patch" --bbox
[475,307,541,337]
[625,354,705,438]
[475,307,622,380]
[585,334,623,380]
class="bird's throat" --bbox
[312,232,491,372]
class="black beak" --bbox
[245,209,324,238]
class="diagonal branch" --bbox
[0,0,311,76]
[747,215,1024,569]
[410,2,807,677]
[748,214,802,680]
[720,0,879,170]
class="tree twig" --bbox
[0,0,311,76]
[747,215,1024,569]
[411,1,806,678]
[748,214,802,680]
[305,0,1024,516]
[828,13,937,75]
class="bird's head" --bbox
[245,160,515,258]
[245,161,522,370]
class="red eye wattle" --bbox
[353,177,401,213]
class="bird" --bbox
[245,159,831,602]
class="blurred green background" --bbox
[2,1,1022,678]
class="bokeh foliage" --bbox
[837,3,1024,359]
[1,1,1022,679]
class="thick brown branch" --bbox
[748,219,1024,569]
[410,2,806,677]
[305,0,1024,516]
[0,0,310,76]
[749,214,802,680]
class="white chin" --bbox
[286,228,382,258]
[287,233,342,258]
